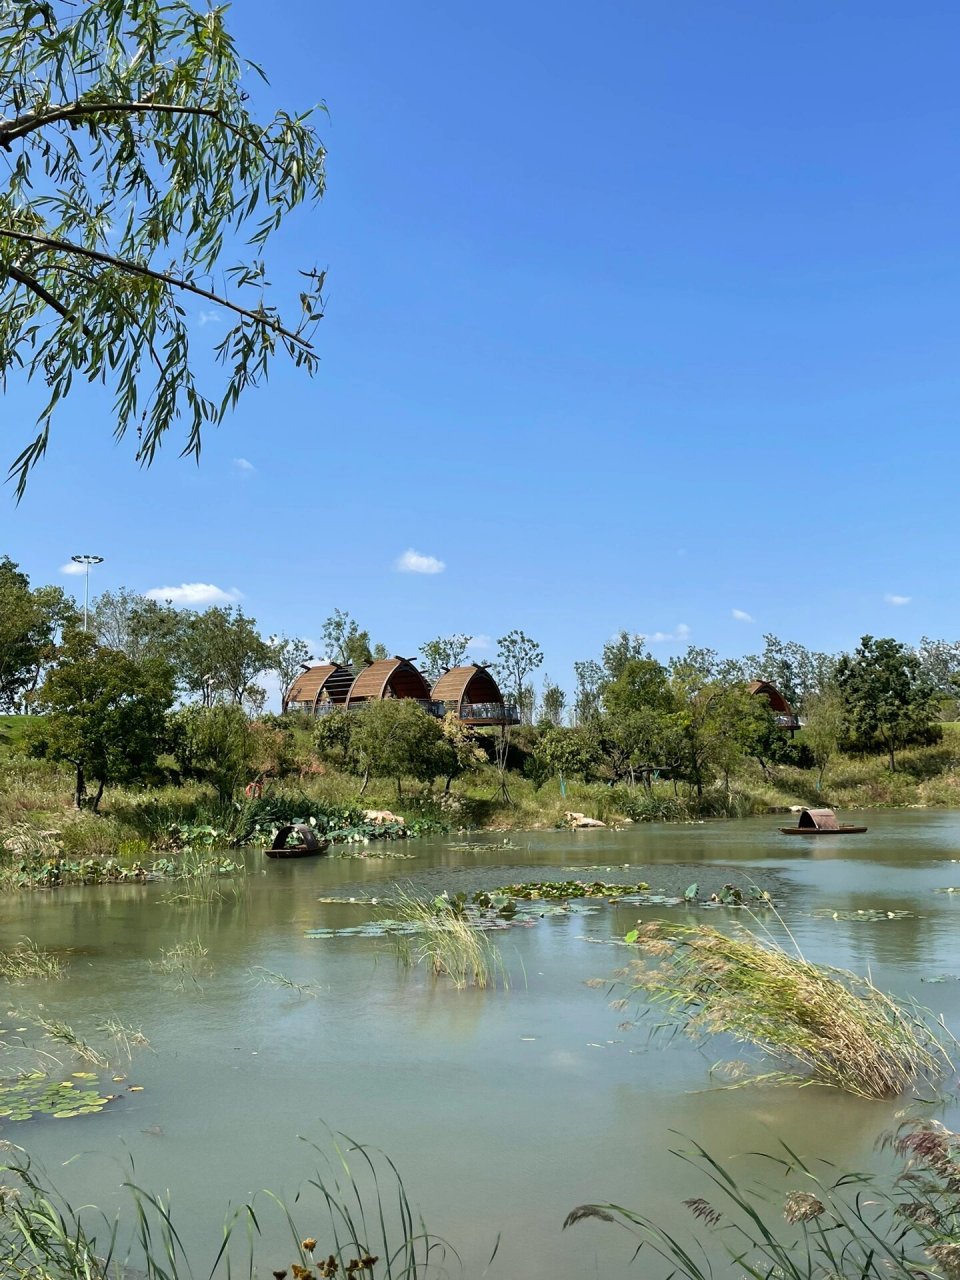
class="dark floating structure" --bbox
[431,664,519,725]
[266,823,330,858]
[779,807,868,836]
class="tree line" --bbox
[1,556,954,808]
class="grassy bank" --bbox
[2,724,960,888]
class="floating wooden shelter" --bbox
[779,807,868,836]
[431,665,520,725]
[283,663,354,715]
[345,657,438,709]
[747,680,800,731]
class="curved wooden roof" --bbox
[346,657,431,705]
[284,663,353,711]
[747,679,794,717]
[431,665,504,711]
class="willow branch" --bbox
[7,263,94,338]
[0,100,308,186]
[0,227,316,348]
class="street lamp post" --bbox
[71,555,104,631]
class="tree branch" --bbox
[7,263,94,338]
[0,227,317,348]
[0,99,310,187]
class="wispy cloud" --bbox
[732,608,754,623]
[60,561,89,576]
[396,549,445,575]
[649,622,691,644]
[198,308,220,326]
[232,457,255,473]
[469,634,492,652]
[145,582,243,607]
[884,593,911,606]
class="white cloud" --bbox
[60,561,89,576]
[649,622,691,644]
[884,593,911,606]
[233,457,255,473]
[198,308,220,326]
[145,582,243,607]
[396,548,445,575]
[469,634,492,651]
[732,608,755,623]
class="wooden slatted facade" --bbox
[431,665,520,725]
[283,663,354,715]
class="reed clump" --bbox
[624,921,947,1098]
[566,1121,960,1280]
[394,891,506,990]
[0,939,66,982]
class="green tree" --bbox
[168,703,254,804]
[33,632,174,809]
[803,685,845,790]
[494,630,544,723]
[1,0,326,496]
[0,556,76,711]
[347,700,452,798]
[573,659,604,725]
[743,633,836,713]
[180,607,271,708]
[418,634,472,683]
[600,657,677,786]
[539,676,567,727]
[269,635,312,701]
[602,630,648,681]
[534,726,599,792]
[835,635,940,771]
[92,588,186,667]
[321,609,379,671]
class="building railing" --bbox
[459,701,520,722]
[775,714,800,729]
[293,699,519,723]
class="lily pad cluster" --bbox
[0,1072,115,1121]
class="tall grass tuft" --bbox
[566,1121,960,1280]
[394,891,507,990]
[622,921,948,1098]
[0,938,66,982]
[0,1135,457,1279]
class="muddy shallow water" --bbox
[3,810,960,1277]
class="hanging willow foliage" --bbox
[0,1,327,495]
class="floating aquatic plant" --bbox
[0,1072,114,1121]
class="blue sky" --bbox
[3,0,959,695]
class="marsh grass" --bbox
[24,1013,110,1069]
[98,1017,150,1061]
[0,1134,456,1280]
[152,938,212,988]
[0,939,66,982]
[393,891,507,990]
[566,1121,960,1280]
[251,966,319,999]
[622,921,947,1099]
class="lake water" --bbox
[3,809,960,1278]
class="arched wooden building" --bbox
[283,663,354,715]
[747,680,800,730]
[345,657,437,709]
[431,665,520,725]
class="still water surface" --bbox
[3,810,960,1277]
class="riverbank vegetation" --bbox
[7,556,960,881]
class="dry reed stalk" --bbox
[626,921,948,1099]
